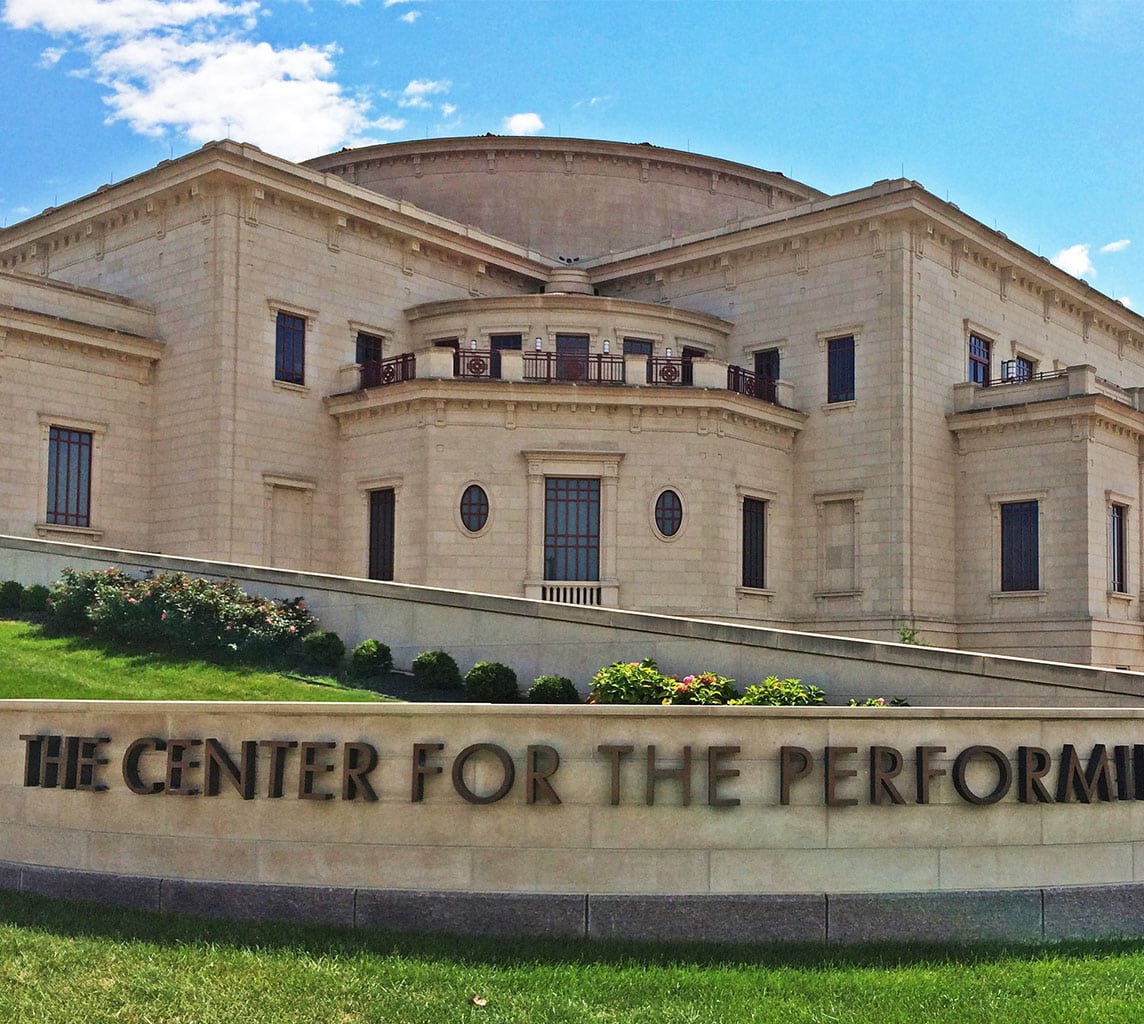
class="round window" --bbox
[460,484,489,533]
[654,489,683,538]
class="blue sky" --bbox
[1,0,1141,307]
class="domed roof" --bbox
[304,136,826,261]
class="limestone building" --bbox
[3,136,1144,667]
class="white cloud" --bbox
[1051,243,1096,279]
[38,46,65,68]
[1,0,384,161]
[383,0,422,6]
[502,112,543,135]
[399,10,419,23]
[373,114,406,131]
[440,102,456,117]
[1101,239,1131,253]
[1118,296,1133,308]
[398,78,449,108]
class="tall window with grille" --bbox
[544,478,600,581]
[1001,500,1039,591]
[826,335,855,403]
[1110,503,1128,594]
[46,427,92,527]
[275,311,306,384]
[969,333,992,385]
[742,496,767,589]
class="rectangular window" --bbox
[544,477,600,581]
[623,337,654,357]
[754,348,780,382]
[356,332,383,388]
[742,496,767,589]
[1001,500,1039,591]
[555,333,590,381]
[827,336,855,403]
[969,333,992,385]
[1002,356,1034,382]
[47,427,92,527]
[368,488,395,581]
[275,311,306,385]
[1111,503,1128,594]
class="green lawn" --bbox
[0,619,389,702]
[1,890,1143,1023]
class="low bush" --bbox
[18,584,51,617]
[45,568,315,660]
[526,675,580,703]
[730,676,825,706]
[301,630,345,669]
[464,661,519,702]
[664,671,739,705]
[0,580,24,612]
[412,649,463,691]
[848,696,910,707]
[588,658,676,705]
[350,638,393,678]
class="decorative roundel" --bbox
[460,484,490,533]
[465,355,488,376]
[654,489,683,538]
[660,362,680,383]
[381,363,397,384]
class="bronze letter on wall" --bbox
[451,743,515,805]
[952,745,1011,805]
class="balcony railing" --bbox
[647,356,693,387]
[523,351,625,384]
[541,582,603,606]
[984,367,1066,387]
[727,365,778,405]
[361,353,416,389]
[454,348,497,380]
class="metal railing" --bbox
[523,352,625,384]
[454,349,497,380]
[361,353,416,389]
[727,365,778,405]
[647,356,692,386]
[984,367,1065,387]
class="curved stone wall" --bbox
[304,137,825,260]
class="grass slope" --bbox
[2,891,1144,1023]
[0,619,387,702]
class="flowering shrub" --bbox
[46,568,314,660]
[730,676,824,706]
[848,696,910,707]
[587,658,677,704]
[664,671,739,705]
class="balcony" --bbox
[952,364,1144,414]
[342,347,791,408]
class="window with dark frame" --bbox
[1002,355,1034,382]
[460,484,490,533]
[754,348,780,383]
[356,332,383,388]
[969,333,992,385]
[46,427,92,528]
[489,333,522,378]
[623,338,654,356]
[827,336,855,403]
[1001,500,1039,592]
[544,477,600,581]
[275,311,306,385]
[368,488,395,581]
[742,496,767,589]
[654,489,683,538]
[1111,503,1128,594]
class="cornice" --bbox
[947,393,1144,444]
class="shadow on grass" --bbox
[2,889,1142,972]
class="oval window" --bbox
[460,484,489,533]
[654,489,683,538]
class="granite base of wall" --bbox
[5,863,1144,944]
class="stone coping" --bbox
[4,862,1144,944]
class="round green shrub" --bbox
[18,584,51,617]
[411,649,463,691]
[527,675,580,703]
[301,630,345,669]
[350,638,393,678]
[587,658,676,705]
[730,676,825,706]
[0,580,24,612]
[464,661,519,702]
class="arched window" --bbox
[460,484,490,533]
[654,489,683,538]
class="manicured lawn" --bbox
[0,889,1142,1023]
[0,619,389,702]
